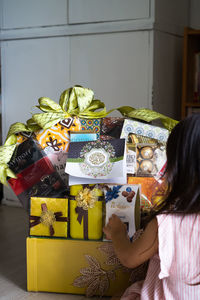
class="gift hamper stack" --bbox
[0,86,178,297]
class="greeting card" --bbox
[65,139,127,185]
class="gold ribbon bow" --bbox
[30,86,109,130]
[117,106,178,132]
[0,121,40,185]
[0,135,18,185]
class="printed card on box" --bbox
[65,139,127,185]
[104,184,141,238]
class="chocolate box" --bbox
[8,138,66,211]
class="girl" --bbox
[103,113,200,299]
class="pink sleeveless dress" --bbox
[121,214,200,300]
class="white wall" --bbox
[0,0,189,206]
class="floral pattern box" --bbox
[27,236,147,297]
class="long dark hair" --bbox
[151,113,200,217]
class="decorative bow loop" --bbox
[0,134,20,185]
[0,122,36,185]
[5,122,32,141]
[117,106,178,132]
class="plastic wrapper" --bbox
[100,117,124,140]
[128,177,167,211]
[126,133,166,177]
[8,138,66,211]
[33,117,81,185]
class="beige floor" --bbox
[0,204,109,300]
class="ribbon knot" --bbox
[40,210,56,227]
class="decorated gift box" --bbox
[80,118,101,139]
[0,85,179,298]
[69,185,104,240]
[29,197,68,238]
[7,138,65,211]
[121,119,169,142]
[27,235,148,297]
[104,184,141,238]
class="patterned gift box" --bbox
[70,185,104,240]
[121,119,169,142]
[27,234,147,296]
[32,117,81,184]
[80,118,101,139]
[29,197,68,238]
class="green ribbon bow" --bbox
[30,86,110,130]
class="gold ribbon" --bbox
[0,121,39,185]
[117,106,178,132]
[0,135,18,185]
[30,86,110,130]
[75,187,98,210]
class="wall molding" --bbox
[0,18,184,41]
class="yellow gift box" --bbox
[70,185,104,240]
[27,237,147,296]
[29,197,68,238]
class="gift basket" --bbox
[0,86,178,297]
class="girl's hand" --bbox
[103,214,127,240]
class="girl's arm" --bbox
[103,214,158,269]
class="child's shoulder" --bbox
[156,213,200,237]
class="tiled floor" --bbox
[0,205,110,300]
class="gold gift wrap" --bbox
[70,185,104,240]
[29,197,68,238]
[27,237,147,296]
